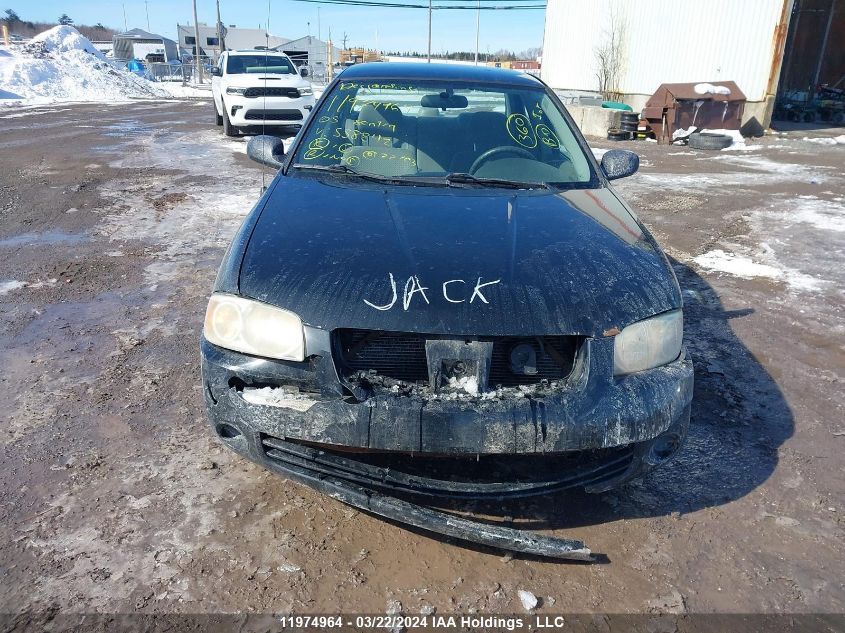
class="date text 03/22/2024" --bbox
[277,615,573,630]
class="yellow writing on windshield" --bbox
[352,118,397,133]
[359,149,415,165]
[535,124,560,149]
[506,113,537,148]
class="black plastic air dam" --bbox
[260,449,594,561]
[260,436,635,500]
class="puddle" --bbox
[102,120,152,138]
[0,229,90,248]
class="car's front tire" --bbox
[214,99,223,126]
[222,105,238,137]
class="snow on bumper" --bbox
[200,335,694,457]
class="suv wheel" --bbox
[222,106,238,137]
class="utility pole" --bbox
[122,2,128,31]
[474,0,479,65]
[216,0,226,53]
[192,0,203,83]
[145,0,150,30]
[342,32,348,50]
[317,7,321,40]
[427,0,432,63]
[327,31,333,82]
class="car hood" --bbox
[225,75,307,88]
[238,176,680,337]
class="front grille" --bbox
[334,329,580,387]
[243,109,303,121]
[243,86,300,98]
[338,330,429,383]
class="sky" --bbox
[19,1,546,54]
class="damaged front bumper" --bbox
[200,333,693,559]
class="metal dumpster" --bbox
[643,81,746,144]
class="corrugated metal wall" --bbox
[541,0,788,101]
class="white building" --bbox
[540,0,841,128]
[176,23,290,61]
[113,29,179,62]
[274,36,342,82]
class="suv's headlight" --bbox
[204,294,305,361]
[299,86,313,96]
[613,310,683,376]
[226,87,246,95]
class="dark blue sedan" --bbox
[200,63,693,560]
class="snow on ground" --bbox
[98,127,267,288]
[693,249,782,279]
[692,244,825,292]
[0,25,168,106]
[802,135,845,146]
[616,136,845,296]
[159,83,212,99]
[686,189,843,293]
[0,280,27,294]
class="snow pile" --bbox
[30,24,101,55]
[0,25,168,105]
[694,83,731,96]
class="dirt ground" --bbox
[0,100,843,620]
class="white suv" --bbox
[211,49,316,137]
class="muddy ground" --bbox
[0,100,843,619]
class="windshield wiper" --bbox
[292,163,410,185]
[444,173,552,190]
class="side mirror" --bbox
[600,149,639,180]
[210,66,222,77]
[300,67,309,78]
[246,135,285,169]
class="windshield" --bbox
[292,79,594,186]
[226,55,295,75]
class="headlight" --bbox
[204,294,305,361]
[226,87,246,95]
[613,310,683,376]
[299,86,313,96]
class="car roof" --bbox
[338,62,543,87]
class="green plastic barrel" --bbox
[601,101,633,111]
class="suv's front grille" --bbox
[334,329,581,388]
[243,109,303,121]
[243,86,300,98]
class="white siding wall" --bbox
[541,0,787,101]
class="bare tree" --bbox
[594,2,626,101]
